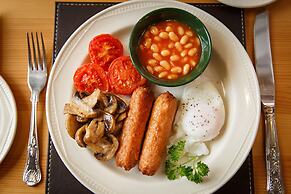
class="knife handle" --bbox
[264,105,285,194]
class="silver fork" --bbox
[23,32,47,186]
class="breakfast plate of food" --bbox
[46,0,260,193]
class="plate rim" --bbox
[46,1,261,193]
[0,75,18,164]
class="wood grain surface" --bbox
[0,0,290,193]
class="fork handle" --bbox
[264,105,285,194]
[23,92,41,186]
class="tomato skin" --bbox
[108,56,146,95]
[73,63,109,93]
[89,34,123,70]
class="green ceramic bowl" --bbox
[129,8,212,87]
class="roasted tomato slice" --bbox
[108,56,146,95]
[89,34,123,70]
[73,63,109,93]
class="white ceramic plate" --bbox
[0,76,17,163]
[217,0,276,8]
[46,1,261,193]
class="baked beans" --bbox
[139,20,201,80]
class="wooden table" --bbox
[0,0,290,193]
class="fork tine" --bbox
[40,33,47,71]
[27,33,33,70]
[35,32,42,70]
[31,32,38,70]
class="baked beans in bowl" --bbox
[129,8,211,87]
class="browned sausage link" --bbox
[115,87,154,170]
[138,92,177,176]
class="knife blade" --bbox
[254,11,275,106]
[254,11,285,194]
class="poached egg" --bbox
[171,79,225,156]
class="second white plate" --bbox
[217,0,276,8]
[0,76,17,163]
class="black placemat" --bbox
[46,2,254,194]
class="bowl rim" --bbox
[129,7,212,87]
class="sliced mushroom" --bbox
[64,97,97,118]
[76,116,89,123]
[94,135,119,161]
[99,92,109,106]
[75,125,87,147]
[95,110,116,134]
[65,114,82,138]
[93,100,104,110]
[64,89,126,161]
[115,96,128,114]
[72,95,93,111]
[100,93,127,114]
[104,113,115,134]
[104,94,118,114]
[84,119,105,144]
[86,142,104,154]
[93,91,108,110]
[74,91,88,99]
[82,89,102,108]
[116,112,127,122]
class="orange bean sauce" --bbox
[139,20,201,80]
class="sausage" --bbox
[138,92,177,176]
[115,87,154,170]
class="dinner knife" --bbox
[254,11,285,194]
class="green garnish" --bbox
[165,140,209,184]
[168,140,185,162]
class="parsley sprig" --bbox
[165,140,209,183]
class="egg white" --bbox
[172,79,225,156]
